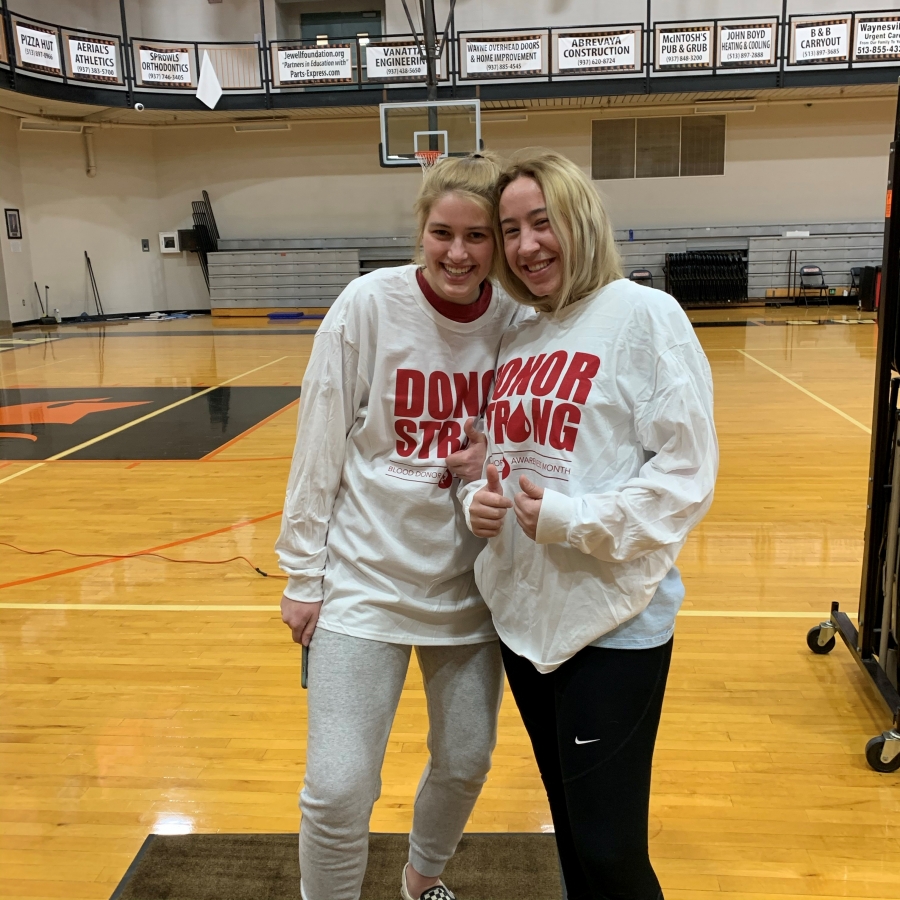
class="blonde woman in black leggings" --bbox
[464,149,718,899]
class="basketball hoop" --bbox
[415,150,444,176]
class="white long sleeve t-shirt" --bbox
[275,264,523,645]
[461,278,718,672]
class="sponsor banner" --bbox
[276,44,354,84]
[854,16,900,61]
[68,36,119,83]
[139,46,193,85]
[16,22,61,73]
[365,42,442,82]
[718,21,777,67]
[0,22,8,65]
[791,18,850,64]
[555,28,641,74]
[463,34,544,78]
[656,24,713,70]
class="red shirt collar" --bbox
[416,268,492,323]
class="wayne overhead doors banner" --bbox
[461,33,546,78]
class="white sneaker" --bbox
[400,862,456,900]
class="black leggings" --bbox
[500,638,673,900]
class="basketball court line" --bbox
[0,604,849,617]
[737,350,872,433]
[0,508,284,591]
[0,356,291,486]
[201,397,300,460]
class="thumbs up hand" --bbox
[446,417,488,483]
[469,463,513,538]
[514,474,545,541]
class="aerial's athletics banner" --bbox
[139,46,193,85]
[791,18,850,65]
[16,22,61,73]
[555,27,641,74]
[462,34,544,77]
[854,16,900,62]
[365,42,443,82]
[717,21,778,67]
[275,44,354,84]
[655,24,713,70]
[68,36,119,83]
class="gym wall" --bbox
[1,95,893,322]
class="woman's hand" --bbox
[446,418,488,483]
[514,475,544,540]
[469,463,513,537]
[280,595,322,646]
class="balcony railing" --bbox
[1,5,899,103]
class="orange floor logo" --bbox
[0,398,152,440]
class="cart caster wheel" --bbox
[864,734,900,773]
[807,625,835,654]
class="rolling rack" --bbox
[806,81,900,774]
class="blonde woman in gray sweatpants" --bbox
[275,153,524,900]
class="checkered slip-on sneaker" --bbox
[400,862,457,900]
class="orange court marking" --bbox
[0,509,283,591]
[201,397,300,460]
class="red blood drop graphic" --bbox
[438,470,453,490]
[506,402,532,443]
[500,457,511,480]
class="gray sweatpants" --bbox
[299,627,504,900]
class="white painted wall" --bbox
[4,96,894,320]
[12,121,170,323]
[0,114,36,324]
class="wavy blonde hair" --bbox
[494,148,622,313]
[413,152,502,268]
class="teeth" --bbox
[444,265,473,275]
[524,260,552,273]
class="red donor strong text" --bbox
[486,351,600,452]
[394,368,495,458]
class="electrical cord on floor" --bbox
[0,540,288,579]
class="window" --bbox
[592,115,725,180]
[300,11,382,42]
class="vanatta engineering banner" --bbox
[791,18,850,65]
[556,28,640,74]
[718,22,777,67]
[655,24,712,70]
[139,46,192,85]
[854,16,900,62]
[68,36,119,82]
[462,34,544,78]
[276,44,354,84]
[16,22,60,73]
[365,43,442,82]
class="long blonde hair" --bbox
[494,148,622,313]
[413,152,501,268]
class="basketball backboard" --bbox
[379,99,482,168]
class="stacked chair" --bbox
[664,250,748,306]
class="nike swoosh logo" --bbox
[575,737,601,745]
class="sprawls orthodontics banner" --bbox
[138,46,193,85]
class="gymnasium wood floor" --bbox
[1,311,898,900]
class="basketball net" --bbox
[415,150,443,176]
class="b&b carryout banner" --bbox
[790,17,850,65]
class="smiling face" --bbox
[420,192,495,305]
[498,176,563,299]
